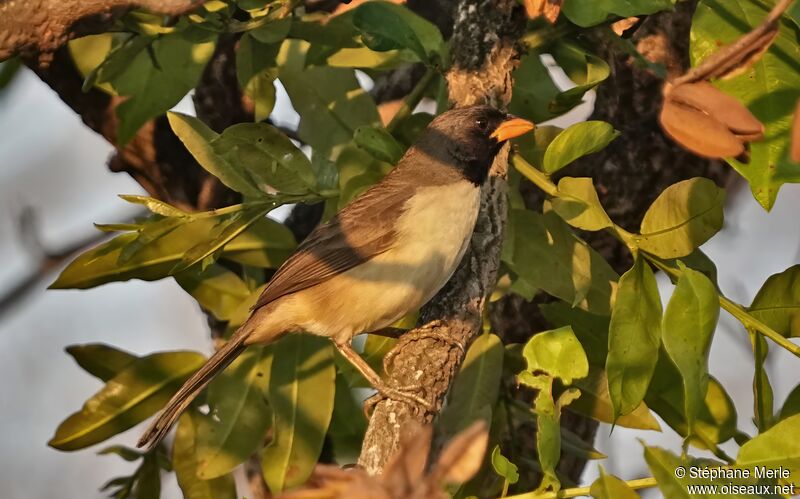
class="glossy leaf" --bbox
[175,264,252,321]
[352,1,444,62]
[638,178,725,259]
[237,33,279,122]
[550,43,611,115]
[438,334,504,440]
[691,0,800,210]
[570,366,662,430]
[353,125,405,163]
[737,414,800,476]
[509,53,562,123]
[211,122,317,195]
[562,0,673,27]
[779,383,800,421]
[590,468,641,499]
[49,351,206,451]
[552,177,613,231]
[749,265,800,338]
[542,122,619,174]
[197,347,272,479]
[662,264,719,435]
[65,343,137,382]
[168,112,265,198]
[173,411,237,499]
[522,326,588,384]
[606,255,662,419]
[113,34,216,145]
[279,49,381,155]
[262,335,336,493]
[502,209,618,315]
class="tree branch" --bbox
[358,0,525,475]
[0,0,204,64]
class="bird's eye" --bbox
[475,118,488,130]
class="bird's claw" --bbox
[363,384,434,417]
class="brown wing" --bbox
[252,174,414,310]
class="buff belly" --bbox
[248,180,481,345]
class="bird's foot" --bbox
[363,383,434,417]
[383,322,464,372]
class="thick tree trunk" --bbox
[357,0,526,475]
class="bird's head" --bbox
[415,105,535,185]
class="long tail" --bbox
[137,332,248,449]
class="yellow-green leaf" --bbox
[737,414,800,477]
[523,326,588,384]
[749,265,800,338]
[49,351,206,451]
[590,468,641,499]
[173,411,237,499]
[65,344,137,382]
[552,177,613,231]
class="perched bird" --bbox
[138,105,534,449]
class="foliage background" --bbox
[0,1,799,497]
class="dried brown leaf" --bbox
[659,99,745,159]
[792,99,800,163]
[430,421,488,484]
[523,0,562,23]
[668,82,764,137]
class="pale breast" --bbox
[276,180,481,343]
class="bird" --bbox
[138,105,534,449]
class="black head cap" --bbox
[415,105,518,185]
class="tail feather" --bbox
[137,332,248,449]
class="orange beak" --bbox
[490,116,535,142]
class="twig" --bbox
[386,67,437,132]
[504,477,658,499]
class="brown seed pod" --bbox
[668,82,764,139]
[659,98,745,159]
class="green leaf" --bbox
[662,263,719,436]
[562,0,674,27]
[172,205,274,273]
[550,43,611,115]
[502,209,618,315]
[168,112,265,198]
[779,383,800,421]
[250,16,292,44]
[49,351,206,451]
[328,375,367,463]
[513,125,563,170]
[590,468,641,499]
[750,331,774,432]
[522,326,588,384]
[539,301,609,366]
[737,414,800,476]
[638,178,725,259]
[643,446,695,499]
[98,445,142,462]
[648,374,740,450]
[119,194,188,218]
[570,366,662,430]
[438,334,504,440]
[211,122,317,195]
[68,34,117,95]
[691,0,800,210]
[490,445,519,484]
[173,411,237,499]
[175,264,252,321]
[606,255,662,419]
[237,33,279,122]
[749,265,800,338]
[197,347,272,479]
[280,62,381,156]
[352,1,444,63]
[65,344,137,382]
[552,177,614,231]
[543,122,619,174]
[113,34,216,145]
[509,53,562,123]
[327,46,416,69]
[354,125,405,163]
[262,335,336,493]
[134,454,162,499]
[222,216,296,268]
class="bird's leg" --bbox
[333,341,433,413]
[382,320,465,373]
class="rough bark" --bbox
[0,0,204,64]
[357,0,526,475]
